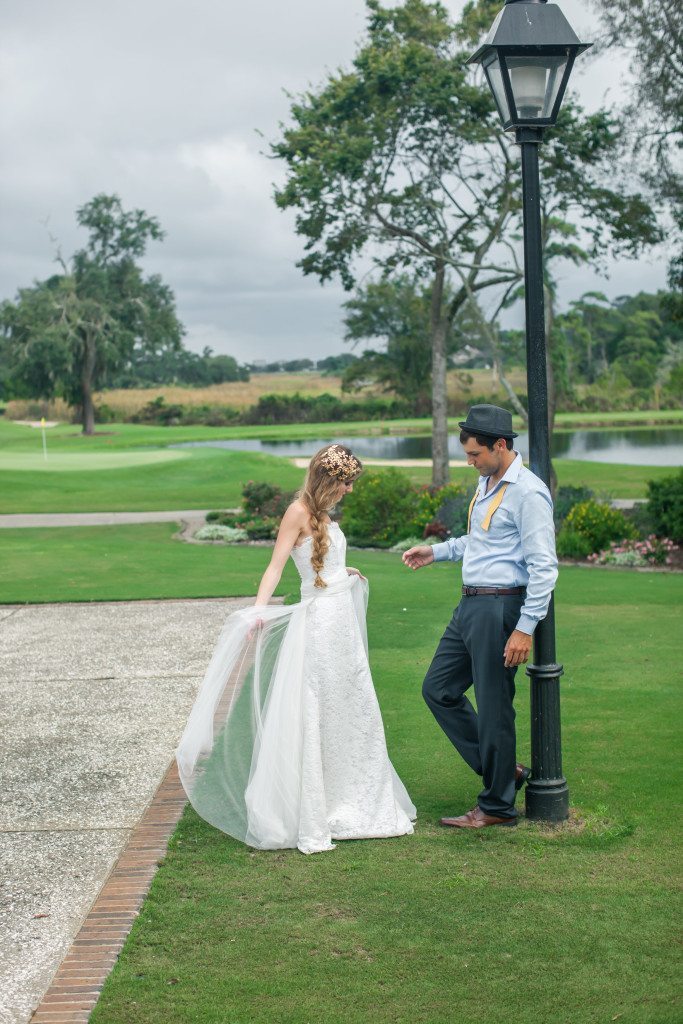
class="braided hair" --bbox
[299,444,362,588]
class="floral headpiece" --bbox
[319,444,361,483]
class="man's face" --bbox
[461,437,507,476]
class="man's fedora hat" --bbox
[458,404,518,440]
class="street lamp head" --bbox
[467,0,592,133]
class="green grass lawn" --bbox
[0,447,305,513]
[60,547,675,1024]
[1,524,680,1021]
[0,418,675,512]
[0,451,669,513]
[0,524,302,603]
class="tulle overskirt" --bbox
[176,574,413,851]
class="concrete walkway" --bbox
[0,496,645,531]
[0,510,215,529]
[0,597,254,1024]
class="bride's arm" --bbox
[254,504,306,606]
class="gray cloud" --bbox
[0,0,667,362]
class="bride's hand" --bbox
[247,606,267,640]
[346,567,367,580]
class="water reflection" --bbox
[172,427,683,467]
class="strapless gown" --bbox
[176,522,415,854]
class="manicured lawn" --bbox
[0,524,302,603]
[0,447,304,514]
[0,454,670,512]
[402,459,672,497]
[67,550,677,1024]
[0,418,674,511]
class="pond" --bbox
[172,427,683,467]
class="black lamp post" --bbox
[467,1,591,823]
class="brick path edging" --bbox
[30,761,187,1023]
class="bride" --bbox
[176,443,416,854]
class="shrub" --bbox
[195,525,248,542]
[646,469,683,542]
[434,485,473,538]
[406,481,471,539]
[423,519,449,541]
[588,536,678,567]
[556,527,594,560]
[564,500,637,554]
[184,404,240,427]
[94,402,122,424]
[341,469,420,547]
[240,392,413,425]
[243,516,279,540]
[242,481,296,518]
[132,395,185,425]
[389,536,439,553]
[627,501,656,539]
[553,485,595,527]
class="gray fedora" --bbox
[458,404,518,439]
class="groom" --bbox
[403,404,558,828]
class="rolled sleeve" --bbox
[431,535,468,563]
[514,489,558,635]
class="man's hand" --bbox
[503,629,532,668]
[402,545,435,570]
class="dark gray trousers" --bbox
[422,593,524,819]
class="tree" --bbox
[316,353,359,374]
[272,0,660,484]
[1,194,184,434]
[591,1,683,318]
[341,276,438,414]
[271,0,521,485]
[553,289,683,400]
[458,3,662,446]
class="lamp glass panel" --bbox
[506,55,568,120]
[482,54,511,123]
[541,55,570,116]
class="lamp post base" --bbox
[525,658,569,822]
[525,775,570,822]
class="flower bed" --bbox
[588,536,678,567]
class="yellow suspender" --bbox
[467,482,509,533]
[467,493,476,533]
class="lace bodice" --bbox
[290,522,348,587]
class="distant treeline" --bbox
[245,354,359,374]
[100,351,360,387]
[103,347,249,388]
[95,391,414,428]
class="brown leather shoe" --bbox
[515,763,531,791]
[440,806,517,829]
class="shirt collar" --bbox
[478,451,522,493]
[501,451,523,483]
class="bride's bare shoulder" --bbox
[282,499,308,525]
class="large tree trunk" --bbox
[81,331,96,436]
[430,262,449,488]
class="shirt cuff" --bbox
[431,541,452,562]
[516,613,539,636]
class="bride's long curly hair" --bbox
[300,444,363,588]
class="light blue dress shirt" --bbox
[431,452,558,636]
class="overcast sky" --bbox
[0,0,667,363]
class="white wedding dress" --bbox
[176,522,416,854]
